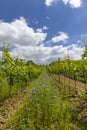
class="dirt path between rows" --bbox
[0,87,31,130]
[60,75,86,91]
[53,74,86,92]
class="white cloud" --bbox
[63,0,69,4]
[43,26,48,30]
[10,44,67,64]
[36,28,43,33]
[52,32,69,43]
[0,18,83,64]
[45,0,82,8]
[0,17,47,46]
[63,0,82,8]
[9,43,83,64]
[45,0,58,6]
[0,51,2,60]
[67,44,83,59]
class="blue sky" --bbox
[0,0,86,64]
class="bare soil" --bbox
[54,74,86,92]
[0,87,31,130]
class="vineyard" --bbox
[0,45,87,130]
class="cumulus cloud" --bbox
[10,44,67,64]
[43,26,48,30]
[45,0,82,8]
[67,44,83,59]
[36,28,43,33]
[45,0,58,6]
[0,17,47,46]
[52,32,69,43]
[63,0,82,8]
[0,17,83,64]
[9,43,83,64]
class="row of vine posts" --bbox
[57,45,87,96]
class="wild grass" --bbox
[8,71,71,130]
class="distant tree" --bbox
[82,44,87,59]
